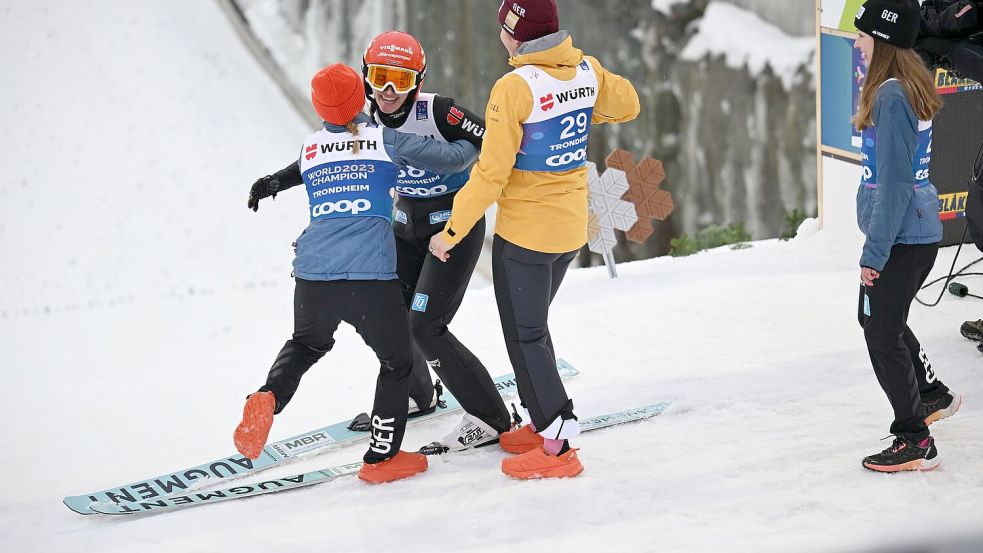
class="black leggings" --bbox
[259,278,413,463]
[858,242,946,441]
[492,235,578,434]
[394,194,511,433]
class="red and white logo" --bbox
[305,144,318,160]
[446,106,464,125]
[540,93,555,111]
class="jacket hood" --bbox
[509,31,583,69]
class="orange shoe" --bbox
[233,391,275,460]
[499,425,544,454]
[358,450,428,484]
[502,447,584,479]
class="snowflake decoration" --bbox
[587,149,674,255]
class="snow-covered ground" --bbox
[2,2,982,553]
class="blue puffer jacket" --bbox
[293,113,478,281]
[856,80,943,271]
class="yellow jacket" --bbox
[441,33,640,254]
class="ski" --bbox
[88,401,671,516]
[64,360,579,515]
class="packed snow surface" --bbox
[1,2,981,553]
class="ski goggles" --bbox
[365,64,419,94]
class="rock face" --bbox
[235,0,817,261]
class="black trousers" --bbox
[394,194,511,433]
[492,235,578,434]
[858,242,945,442]
[259,278,412,463]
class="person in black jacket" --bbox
[915,0,983,82]
[961,143,983,351]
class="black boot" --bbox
[961,319,983,341]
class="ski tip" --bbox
[88,500,143,516]
[63,498,95,516]
[556,358,579,376]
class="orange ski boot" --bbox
[358,450,428,484]
[499,425,544,454]
[502,446,584,479]
[233,391,275,460]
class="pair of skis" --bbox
[63,360,578,515]
[90,402,671,515]
[65,360,671,517]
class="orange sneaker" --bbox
[502,446,583,479]
[233,391,275,460]
[358,450,428,484]
[499,425,544,454]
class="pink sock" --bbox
[918,437,931,448]
[543,438,564,455]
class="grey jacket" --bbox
[293,113,478,281]
[856,80,943,271]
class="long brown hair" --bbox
[853,40,942,131]
[345,120,361,154]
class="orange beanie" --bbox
[310,64,366,125]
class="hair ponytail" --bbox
[345,120,361,155]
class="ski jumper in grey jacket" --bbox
[856,78,943,271]
[291,112,477,281]
[856,78,948,444]
[254,113,478,464]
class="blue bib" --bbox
[395,166,471,198]
[300,125,397,222]
[389,93,473,198]
[860,120,933,189]
[511,61,599,173]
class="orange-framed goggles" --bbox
[365,64,419,94]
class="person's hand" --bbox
[429,233,454,262]
[861,267,880,287]
[247,175,280,212]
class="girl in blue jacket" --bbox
[853,0,961,473]
[235,63,478,484]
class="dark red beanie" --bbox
[498,0,559,42]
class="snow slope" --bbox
[2,3,982,553]
[0,0,311,318]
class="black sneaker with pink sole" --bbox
[863,435,940,473]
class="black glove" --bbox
[247,175,280,212]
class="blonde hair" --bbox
[854,40,942,131]
[345,120,361,154]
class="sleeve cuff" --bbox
[441,224,464,246]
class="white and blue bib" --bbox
[390,93,471,198]
[512,59,598,172]
[300,124,397,222]
[860,119,933,189]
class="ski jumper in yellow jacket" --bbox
[438,32,640,253]
[438,30,639,449]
